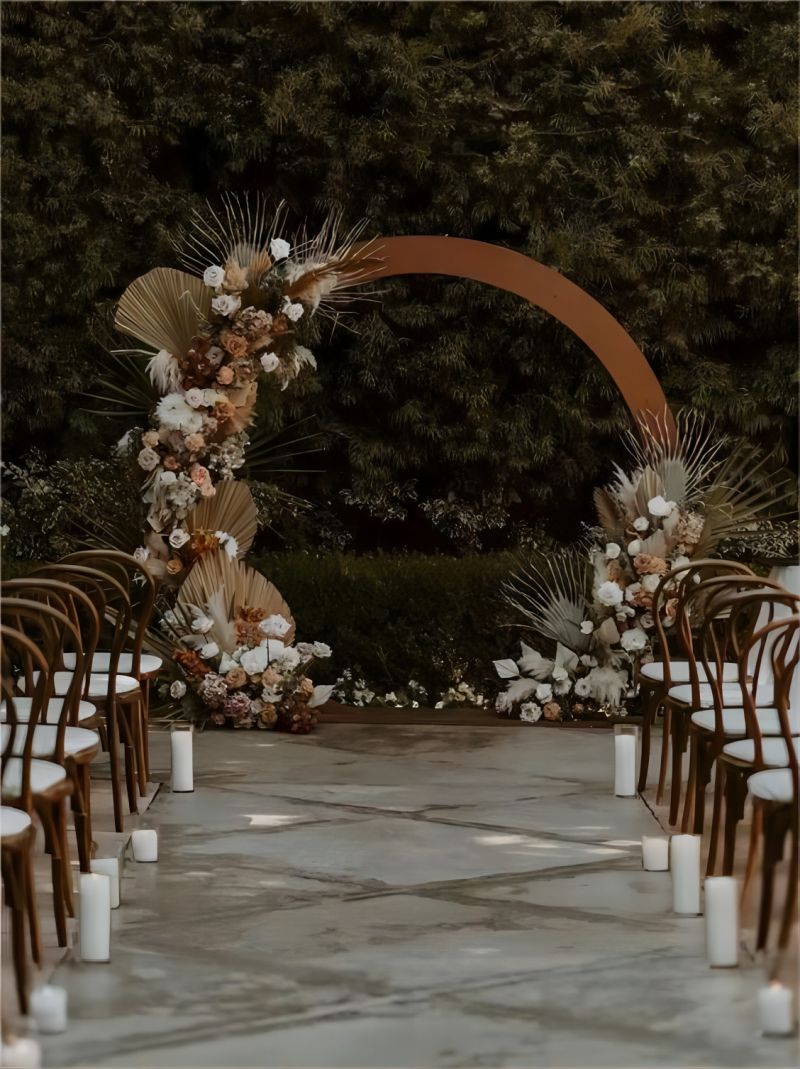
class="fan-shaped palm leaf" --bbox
[503,549,592,654]
[115,268,210,355]
[185,481,258,558]
[172,193,288,280]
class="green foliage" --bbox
[3,1,797,549]
[252,550,530,697]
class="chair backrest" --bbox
[739,612,799,777]
[31,564,131,703]
[61,550,157,677]
[650,559,754,688]
[698,587,800,757]
[1,629,49,813]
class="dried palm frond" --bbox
[623,409,727,507]
[82,348,159,420]
[177,552,295,652]
[115,268,211,355]
[503,548,593,654]
[282,214,384,314]
[185,481,258,558]
[173,193,288,281]
[243,417,325,480]
[593,487,623,540]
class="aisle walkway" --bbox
[45,726,793,1068]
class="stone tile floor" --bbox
[32,726,800,1067]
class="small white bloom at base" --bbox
[605,542,621,559]
[552,666,569,682]
[519,701,543,723]
[169,680,187,699]
[169,528,190,549]
[203,265,225,288]
[633,516,650,532]
[580,620,595,635]
[312,642,332,659]
[282,298,304,322]
[672,555,691,572]
[133,546,150,564]
[627,539,642,555]
[270,237,291,260]
[0,524,10,537]
[260,352,280,373]
[597,581,624,607]
[574,677,592,698]
[535,682,553,702]
[641,573,661,593]
[199,642,219,660]
[647,495,675,518]
[190,615,214,634]
[620,627,648,652]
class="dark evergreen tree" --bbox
[2,1,796,549]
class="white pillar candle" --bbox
[614,732,637,797]
[642,835,670,871]
[0,1038,41,1068]
[704,877,738,967]
[670,834,701,914]
[91,857,121,908]
[79,872,111,963]
[131,828,158,862]
[170,728,194,792]
[758,983,795,1037]
[29,985,68,1034]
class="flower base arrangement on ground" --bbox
[496,413,791,724]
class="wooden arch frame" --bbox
[370,236,675,442]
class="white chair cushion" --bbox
[2,758,68,798]
[62,651,162,675]
[747,768,794,804]
[691,706,800,738]
[723,736,800,767]
[0,807,32,839]
[669,682,773,708]
[30,671,140,699]
[1,724,99,759]
[0,696,97,725]
[641,661,739,684]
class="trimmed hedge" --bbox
[253,551,520,698]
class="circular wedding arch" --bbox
[369,236,675,443]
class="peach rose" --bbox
[542,701,561,721]
[262,667,280,687]
[216,366,235,385]
[166,559,184,576]
[142,430,159,448]
[606,560,626,583]
[184,433,205,453]
[225,667,247,689]
[634,554,669,576]
[298,677,314,698]
[220,331,249,358]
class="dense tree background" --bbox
[3,1,796,552]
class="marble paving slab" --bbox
[37,725,798,1069]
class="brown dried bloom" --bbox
[220,331,249,358]
[214,400,236,424]
[163,454,180,471]
[634,554,669,576]
[542,701,561,721]
[166,559,184,576]
[173,648,210,678]
[224,667,247,689]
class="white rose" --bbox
[627,539,642,556]
[642,573,661,593]
[258,614,291,638]
[260,352,280,373]
[270,237,291,260]
[633,516,650,532]
[199,642,219,660]
[212,294,241,317]
[574,678,592,697]
[580,620,595,635]
[535,682,553,702]
[239,646,270,676]
[605,542,621,559]
[672,555,691,572]
[169,528,190,549]
[133,546,150,564]
[579,654,598,668]
[274,646,301,670]
[169,680,187,699]
[184,388,206,409]
[639,612,655,630]
[620,627,648,652]
[625,582,641,603]
[519,701,543,723]
[647,495,676,518]
[137,447,160,472]
[282,298,304,322]
[551,666,569,682]
[312,642,332,659]
[218,652,238,674]
[203,265,225,288]
[190,614,214,634]
[157,470,177,486]
[597,581,624,607]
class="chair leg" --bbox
[141,678,151,781]
[656,704,672,806]
[55,800,75,918]
[131,697,148,797]
[692,738,715,837]
[107,700,125,833]
[68,762,92,873]
[741,800,762,910]
[757,805,789,951]
[23,839,42,965]
[681,732,698,833]
[668,709,686,826]
[722,768,746,876]
[119,709,139,815]
[39,804,67,947]
[706,761,726,877]
[778,819,798,951]
[2,848,30,1015]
